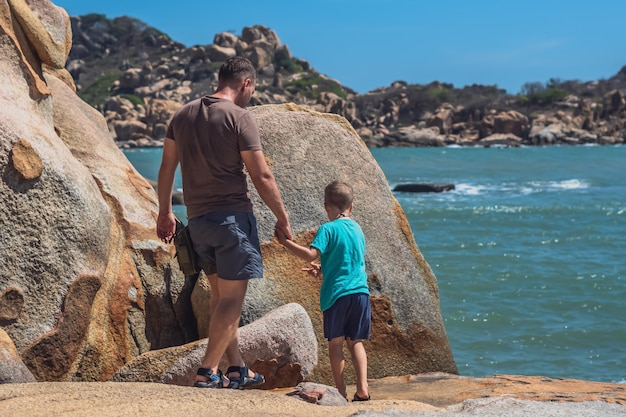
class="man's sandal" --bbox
[353,393,371,401]
[193,368,223,388]
[224,365,265,389]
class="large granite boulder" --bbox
[243,104,457,381]
[0,0,195,382]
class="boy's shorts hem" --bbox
[323,292,371,341]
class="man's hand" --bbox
[157,212,176,243]
[275,226,289,245]
[275,218,292,242]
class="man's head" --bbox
[324,180,354,212]
[218,56,256,107]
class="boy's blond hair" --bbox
[324,181,354,211]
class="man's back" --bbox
[166,96,262,219]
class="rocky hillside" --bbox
[67,14,626,148]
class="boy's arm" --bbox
[279,235,319,263]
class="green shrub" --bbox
[119,94,144,107]
[208,61,222,73]
[516,94,529,105]
[80,14,108,27]
[529,88,569,105]
[427,85,451,105]
[285,73,347,99]
[79,73,120,107]
[279,60,304,74]
[275,54,304,74]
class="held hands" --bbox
[274,225,290,245]
[275,218,292,241]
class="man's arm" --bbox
[241,149,292,240]
[156,138,179,243]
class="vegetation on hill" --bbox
[65,14,626,147]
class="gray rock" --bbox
[0,329,36,383]
[288,382,348,406]
[206,44,236,62]
[112,303,316,389]
[393,183,455,193]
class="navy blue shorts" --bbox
[188,212,263,280]
[323,293,371,341]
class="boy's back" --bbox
[311,217,369,312]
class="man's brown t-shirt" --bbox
[165,96,262,219]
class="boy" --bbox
[275,181,371,401]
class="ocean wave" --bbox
[528,179,589,190]
[454,183,486,195]
[389,179,589,197]
[450,179,589,196]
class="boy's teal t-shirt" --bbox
[310,218,369,311]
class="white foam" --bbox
[527,179,588,190]
[455,183,485,195]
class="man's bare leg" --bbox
[195,276,248,384]
[206,274,241,366]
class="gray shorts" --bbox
[188,212,263,280]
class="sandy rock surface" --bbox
[1,373,624,417]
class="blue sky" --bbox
[54,0,626,94]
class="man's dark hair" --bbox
[325,181,354,211]
[218,56,256,84]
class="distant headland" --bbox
[67,15,626,148]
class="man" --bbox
[156,56,292,389]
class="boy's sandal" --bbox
[193,367,223,388]
[353,393,371,402]
[224,365,265,389]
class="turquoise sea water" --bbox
[125,145,626,384]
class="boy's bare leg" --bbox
[195,276,248,383]
[347,339,369,399]
[328,337,347,398]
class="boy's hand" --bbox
[301,262,321,277]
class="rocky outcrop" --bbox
[59,15,626,147]
[1,1,457,386]
[61,14,626,149]
[1,0,195,382]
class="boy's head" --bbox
[324,181,354,212]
